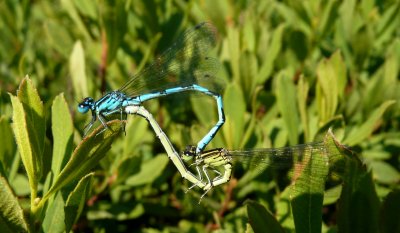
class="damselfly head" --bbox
[77,97,94,114]
[181,145,197,160]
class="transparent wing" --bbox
[227,141,348,196]
[119,22,221,96]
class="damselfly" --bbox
[78,22,225,154]
[125,105,209,190]
[182,139,349,200]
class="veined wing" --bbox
[227,141,348,194]
[119,22,220,96]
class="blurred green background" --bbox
[0,0,399,232]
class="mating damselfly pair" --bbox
[78,22,350,201]
[126,105,349,202]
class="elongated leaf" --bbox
[337,154,380,233]
[9,95,38,199]
[51,94,74,179]
[191,95,216,128]
[17,77,45,176]
[125,155,169,187]
[344,100,396,145]
[45,20,74,57]
[69,41,88,99]
[72,0,97,19]
[42,192,66,233]
[101,0,128,64]
[380,190,400,233]
[222,83,246,149]
[291,129,349,233]
[0,176,28,233]
[227,26,240,82]
[65,173,94,233]
[87,201,145,221]
[0,117,16,174]
[363,49,398,111]
[369,161,400,184]
[297,76,310,141]
[42,120,122,204]
[317,0,340,38]
[239,52,258,101]
[374,3,400,49]
[256,24,285,84]
[276,71,299,145]
[9,77,46,201]
[316,51,346,125]
[61,0,92,41]
[246,200,285,233]
[290,143,328,233]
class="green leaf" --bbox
[65,173,94,233]
[227,25,240,82]
[61,0,92,41]
[114,156,141,185]
[256,24,285,84]
[191,96,216,127]
[369,161,400,185]
[123,115,153,158]
[380,190,400,233]
[290,129,348,233]
[42,192,66,233]
[276,71,299,145]
[337,158,380,233]
[222,83,246,149]
[87,202,145,221]
[289,147,327,232]
[72,0,98,19]
[51,93,74,180]
[69,41,89,99]
[0,117,16,175]
[374,3,400,49]
[17,77,45,173]
[317,0,340,38]
[344,100,396,145]
[125,155,169,187]
[246,200,285,233]
[274,3,311,36]
[0,176,28,233]
[239,52,258,101]
[297,76,310,141]
[363,48,398,111]
[42,120,122,205]
[9,76,45,201]
[44,21,74,57]
[316,51,346,125]
[332,130,380,232]
[101,0,128,64]
[338,0,357,44]
[10,174,30,196]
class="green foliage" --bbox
[0,176,28,233]
[0,0,399,232]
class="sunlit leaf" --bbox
[42,120,122,204]
[0,176,28,233]
[69,41,88,99]
[51,93,74,180]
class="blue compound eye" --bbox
[77,97,94,113]
[77,104,90,113]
